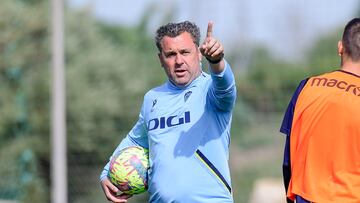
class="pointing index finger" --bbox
[206,21,213,38]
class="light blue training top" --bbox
[100,61,236,203]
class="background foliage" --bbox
[0,0,355,202]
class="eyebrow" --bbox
[164,48,191,53]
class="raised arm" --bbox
[201,21,236,111]
[200,21,225,74]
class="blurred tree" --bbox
[65,6,165,203]
[65,9,164,160]
[0,0,50,202]
[305,29,343,75]
[237,47,308,113]
[0,0,165,202]
[237,25,343,114]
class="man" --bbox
[280,18,360,203]
[100,21,236,203]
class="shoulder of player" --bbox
[142,82,173,111]
[143,83,167,98]
[309,70,343,79]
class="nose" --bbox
[175,54,184,65]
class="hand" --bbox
[100,178,133,203]
[200,21,224,63]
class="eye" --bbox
[181,50,191,56]
[165,52,176,58]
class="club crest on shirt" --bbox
[184,91,192,102]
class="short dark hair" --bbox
[155,21,201,52]
[342,18,360,61]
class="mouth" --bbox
[175,69,187,77]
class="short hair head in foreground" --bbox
[342,18,360,62]
[155,21,201,52]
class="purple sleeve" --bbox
[280,78,308,203]
[280,78,309,136]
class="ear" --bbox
[338,41,344,56]
[198,47,202,61]
[158,52,164,67]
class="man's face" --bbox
[158,32,202,87]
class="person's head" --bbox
[338,18,360,63]
[155,21,202,87]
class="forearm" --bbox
[209,60,236,111]
[208,55,225,74]
[210,59,234,90]
[100,162,110,181]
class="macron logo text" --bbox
[311,77,360,96]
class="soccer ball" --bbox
[108,146,149,195]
